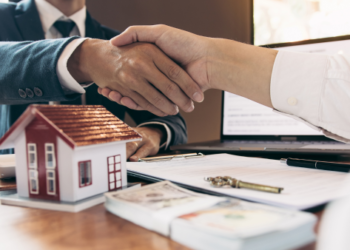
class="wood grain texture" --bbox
[0,202,321,250]
[0,204,190,250]
[0,178,16,191]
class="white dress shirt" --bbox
[34,0,171,149]
[271,50,350,143]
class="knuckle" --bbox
[126,26,134,32]
[168,65,181,79]
[164,83,178,95]
[145,102,156,112]
[155,24,167,31]
[128,58,146,71]
[118,71,135,85]
[151,96,165,107]
[150,140,158,149]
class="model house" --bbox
[0,105,141,202]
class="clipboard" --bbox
[138,152,204,162]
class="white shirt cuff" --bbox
[56,38,93,95]
[137,122,172,150]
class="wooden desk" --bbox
[0,175,322,249]
[0,202,321,250]
[0,178,16,191]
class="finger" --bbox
[153,55,204,103]
[100,86,166,116]
[120,96,144,110]
[126,141,141,159]
[103,89,143,110]
[122,89,168,117]
[132,78,179,116]
[108,90,123,104]
[101,88,112,98]
[146,63,195,112]
[111,25,165,47]
[99,87,123,105]
[98,87,102,94]
[129,143,155,162]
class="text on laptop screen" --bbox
[254,0,350,46]
[223,39,350,136]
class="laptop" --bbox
[171,36,350,155]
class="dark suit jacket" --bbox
[0,0,187,154]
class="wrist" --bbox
[67,38,95,83]
[146,125,166,145]
[205,38,237,90]
[208,38,277,107]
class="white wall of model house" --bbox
[15,133,128,202]
[57,137,74,202]
[71,141,127,202]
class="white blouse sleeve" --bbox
[270,50,350,143]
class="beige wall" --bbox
[86,0,252,143]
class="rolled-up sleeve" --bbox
[271,50,350,142]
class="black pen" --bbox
[280,158,350,173]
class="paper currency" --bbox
[112,181,206,211]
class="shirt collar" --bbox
[35,0,86,37]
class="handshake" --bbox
[69,25,278,116]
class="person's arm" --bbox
[0,37,204,116]
[106,25,350,142]
[108,25,275,108]
[0,38,82,104]
[68,39,203,117]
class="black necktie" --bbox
[53,20,76,38]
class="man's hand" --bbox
[105,25,276,109]
[67,38,204,116]
[127,126,165,162]
[101,25,212,110]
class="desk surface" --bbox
[0,168,323,249]
[0,178,16,191]
[0,202,321,250]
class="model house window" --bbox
[45,143,56,168]
[46,170,56,195]
[29,169,39,194]
[79,161,92,187]
[27,143,37,169]
[107,155,122,191]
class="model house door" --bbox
[107,155,122,191]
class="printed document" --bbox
[127,154,350,209]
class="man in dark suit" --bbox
[0,0,195,159]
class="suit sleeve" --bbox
[0,37,82,104]
[127,109,188,146]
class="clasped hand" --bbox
[68,38,204,117]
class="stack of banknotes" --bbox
[105,181,316,250]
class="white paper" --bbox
[127,154,350,209]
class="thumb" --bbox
[110,25,166,47]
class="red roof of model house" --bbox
[0,105,142,149]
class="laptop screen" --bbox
[222,37,350,137]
